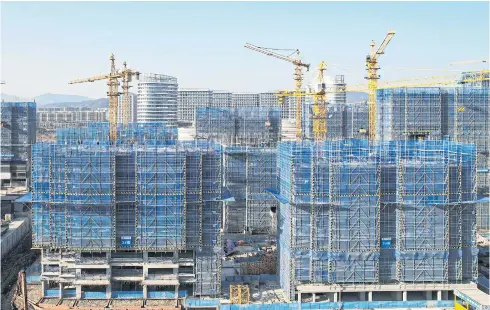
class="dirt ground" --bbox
[1,232,39,310]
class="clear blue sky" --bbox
[1,1,488,98]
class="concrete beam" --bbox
[296,282,477,293]
[74,279,110,285]
[142,279,179,286]
[76,264,110,269]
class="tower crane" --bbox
[120,61,140,125]
[244,42,310,139]
[276,61,336,141]
[311,61,328,140]
[69,54,137,140]
[365,31,395,140]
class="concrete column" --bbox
[143,265,148,278]
[143,285,148,299]
[360,292,366,301]
[41,281,46,296]
[298,292,302,303]
[333,292,338,302]
[368,291,373,302]
[106,285,111,299]
[76,285,82,299]
[173,251,179,259]
[426,291,432,300]
[312,293,316,303]
[402,291,407,301]
[143,251,149,262]
[175,285,179,299]
[437,290,442,301]
[59,283,63,298]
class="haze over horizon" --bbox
[1,1,488,98]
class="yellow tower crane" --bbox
[69,54,137,140]
[311,61,328,140]
[365,31,395,140]
[120,61,140,125]
[244,43,310,139]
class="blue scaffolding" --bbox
[274,139,477,301]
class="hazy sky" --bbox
[1,1,488,98]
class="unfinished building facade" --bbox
[195,107,282,235]
[31,123,223,299]
[1,101,36,188]
[274,139,478,301]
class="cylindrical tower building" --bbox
[325,75,346,104]
[137,73,178,125]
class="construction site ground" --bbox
[1,230,39,310]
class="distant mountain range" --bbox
[40,98,109,108]
[346,92,368,103]
[1,93,108,108]
[34,93,93,105]
[1,91,368,108]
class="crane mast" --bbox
[107,54,120,140]
[366,31,395,140]
[120,61,140,125]
[244,43,310,139]
[69,54,138,140]
[312,61,328,140]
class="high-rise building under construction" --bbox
[25,80,488,303]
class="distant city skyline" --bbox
[1,1,488,98]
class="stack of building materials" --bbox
[30,123,223,299]
[274,139,477,301]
